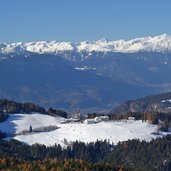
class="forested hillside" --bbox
[0,135,170,171]
[0,99,67,121]
[110,92,171,115]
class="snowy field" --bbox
[0,113,164,147]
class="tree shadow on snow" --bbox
[0,114,24,137]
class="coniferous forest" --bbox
[0,135,170,171]
[0,99,171,170]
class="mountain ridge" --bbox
[1,34,171,57]
[110,92,171,115]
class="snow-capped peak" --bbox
[0,34,171,55]
[97,38,110,42]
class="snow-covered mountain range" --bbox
[1,34,171,112]
[1,34,171,56]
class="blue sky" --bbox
[0,0,171,43]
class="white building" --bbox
[94,116,109,122]
[84,119,95,124]
[128,117,135,120]
[99,116,109,121]
[94,117,101,123]
[85,115,109,124]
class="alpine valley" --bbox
[1,34,171,112]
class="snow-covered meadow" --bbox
[0,113,163,147]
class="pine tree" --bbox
[29,125,32,132]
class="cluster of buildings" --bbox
[60,110,110,124]
[84,116,109,124]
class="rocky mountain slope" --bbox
[110,92,171,115]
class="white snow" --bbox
[74,66,96,71]
[0,114,64,134]
[0,113,165,147]
[1,34,171,56]
[161,99,171,103]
